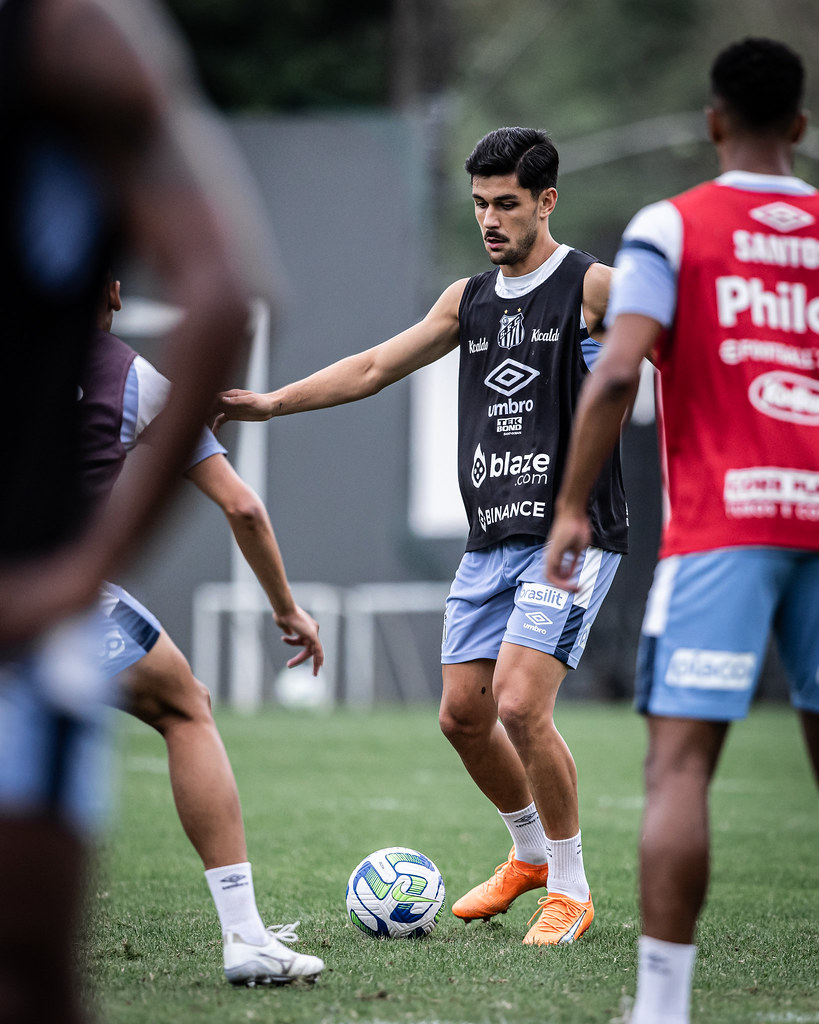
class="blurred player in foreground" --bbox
[215,126,628,946]
[0,0,267,1020]
[545,37,819,1024]
[90,276,324,986]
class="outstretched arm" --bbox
[213,279,467,429]
[545,313,661,589]
[186,454,324,675]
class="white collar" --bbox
[715,170,816,195]
[494,243,572,299]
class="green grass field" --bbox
[84,702,819,1024]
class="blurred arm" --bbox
[545,313,662,589]
[0,0,257,647]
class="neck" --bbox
[717,140,796,177]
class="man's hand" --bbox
[212,390,274,432]
[545,506,592,591]
[274,606,324,677]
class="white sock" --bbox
[545,831,589,902]
[204,861,267,944]
[498,803,548,864]
[631,935,696,1024]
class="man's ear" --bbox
[539,187,558,219]
[705,106,724,145]
[791,111,808,145]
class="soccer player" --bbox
[0,1,260,1021]
[545,38,819,1024]
[215,127,628,945]
[88,276,325,986]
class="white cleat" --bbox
[223,921,325,987]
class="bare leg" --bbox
[441,646,577,839]
[0,817,89,1024]
[491,642,575,839]
[640,715,729,943]
[440,658,532,811]
[122,629,247,869]
[798,709,819,788]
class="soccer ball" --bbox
[345,846,446,939]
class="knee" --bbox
[129,668,213,735]
[642,745,713,804]
[495,686,546,748]
[439,698,490,748]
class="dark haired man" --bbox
[215,126,628,946]
[546,38,819,1023]
[87,277,325,986]
[0,0,257,1020]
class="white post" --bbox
[228,299,271,710]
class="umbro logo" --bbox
[749,201,815,233]
[525,611,553,627]
[220,873,248,890]
[645,952,672,976]
[484,358,540,397]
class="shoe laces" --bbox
[486,849,517,888]
[526,893,583,929]
[265,921,301,944]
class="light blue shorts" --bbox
[0,614,116,835]
[441,536,621,668]
[636,547,819,720]
[97,582,161,681]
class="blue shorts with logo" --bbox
[636,547,819,720]
[0,614,116,835]
[97,582,161,681]
[441,536,621,668]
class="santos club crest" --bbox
[498,308,524,349]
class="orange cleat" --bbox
[522,891,594,945]
[452,847,549,922]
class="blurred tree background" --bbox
[166,0,819,276]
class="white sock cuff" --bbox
[498,803,548,864]
[205,861,253,894]
[545,831,588,901]
[638,934,697,971]
[205,862,267,944]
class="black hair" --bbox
[710,38,804,133]
[464,127,558,197]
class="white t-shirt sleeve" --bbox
[606,200,683,329]
[121,354,226,468]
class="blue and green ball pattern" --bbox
[346,846,446,939]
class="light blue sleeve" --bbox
[605,199,682,329]
[186,427,227,470]
[606,245,677,328]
